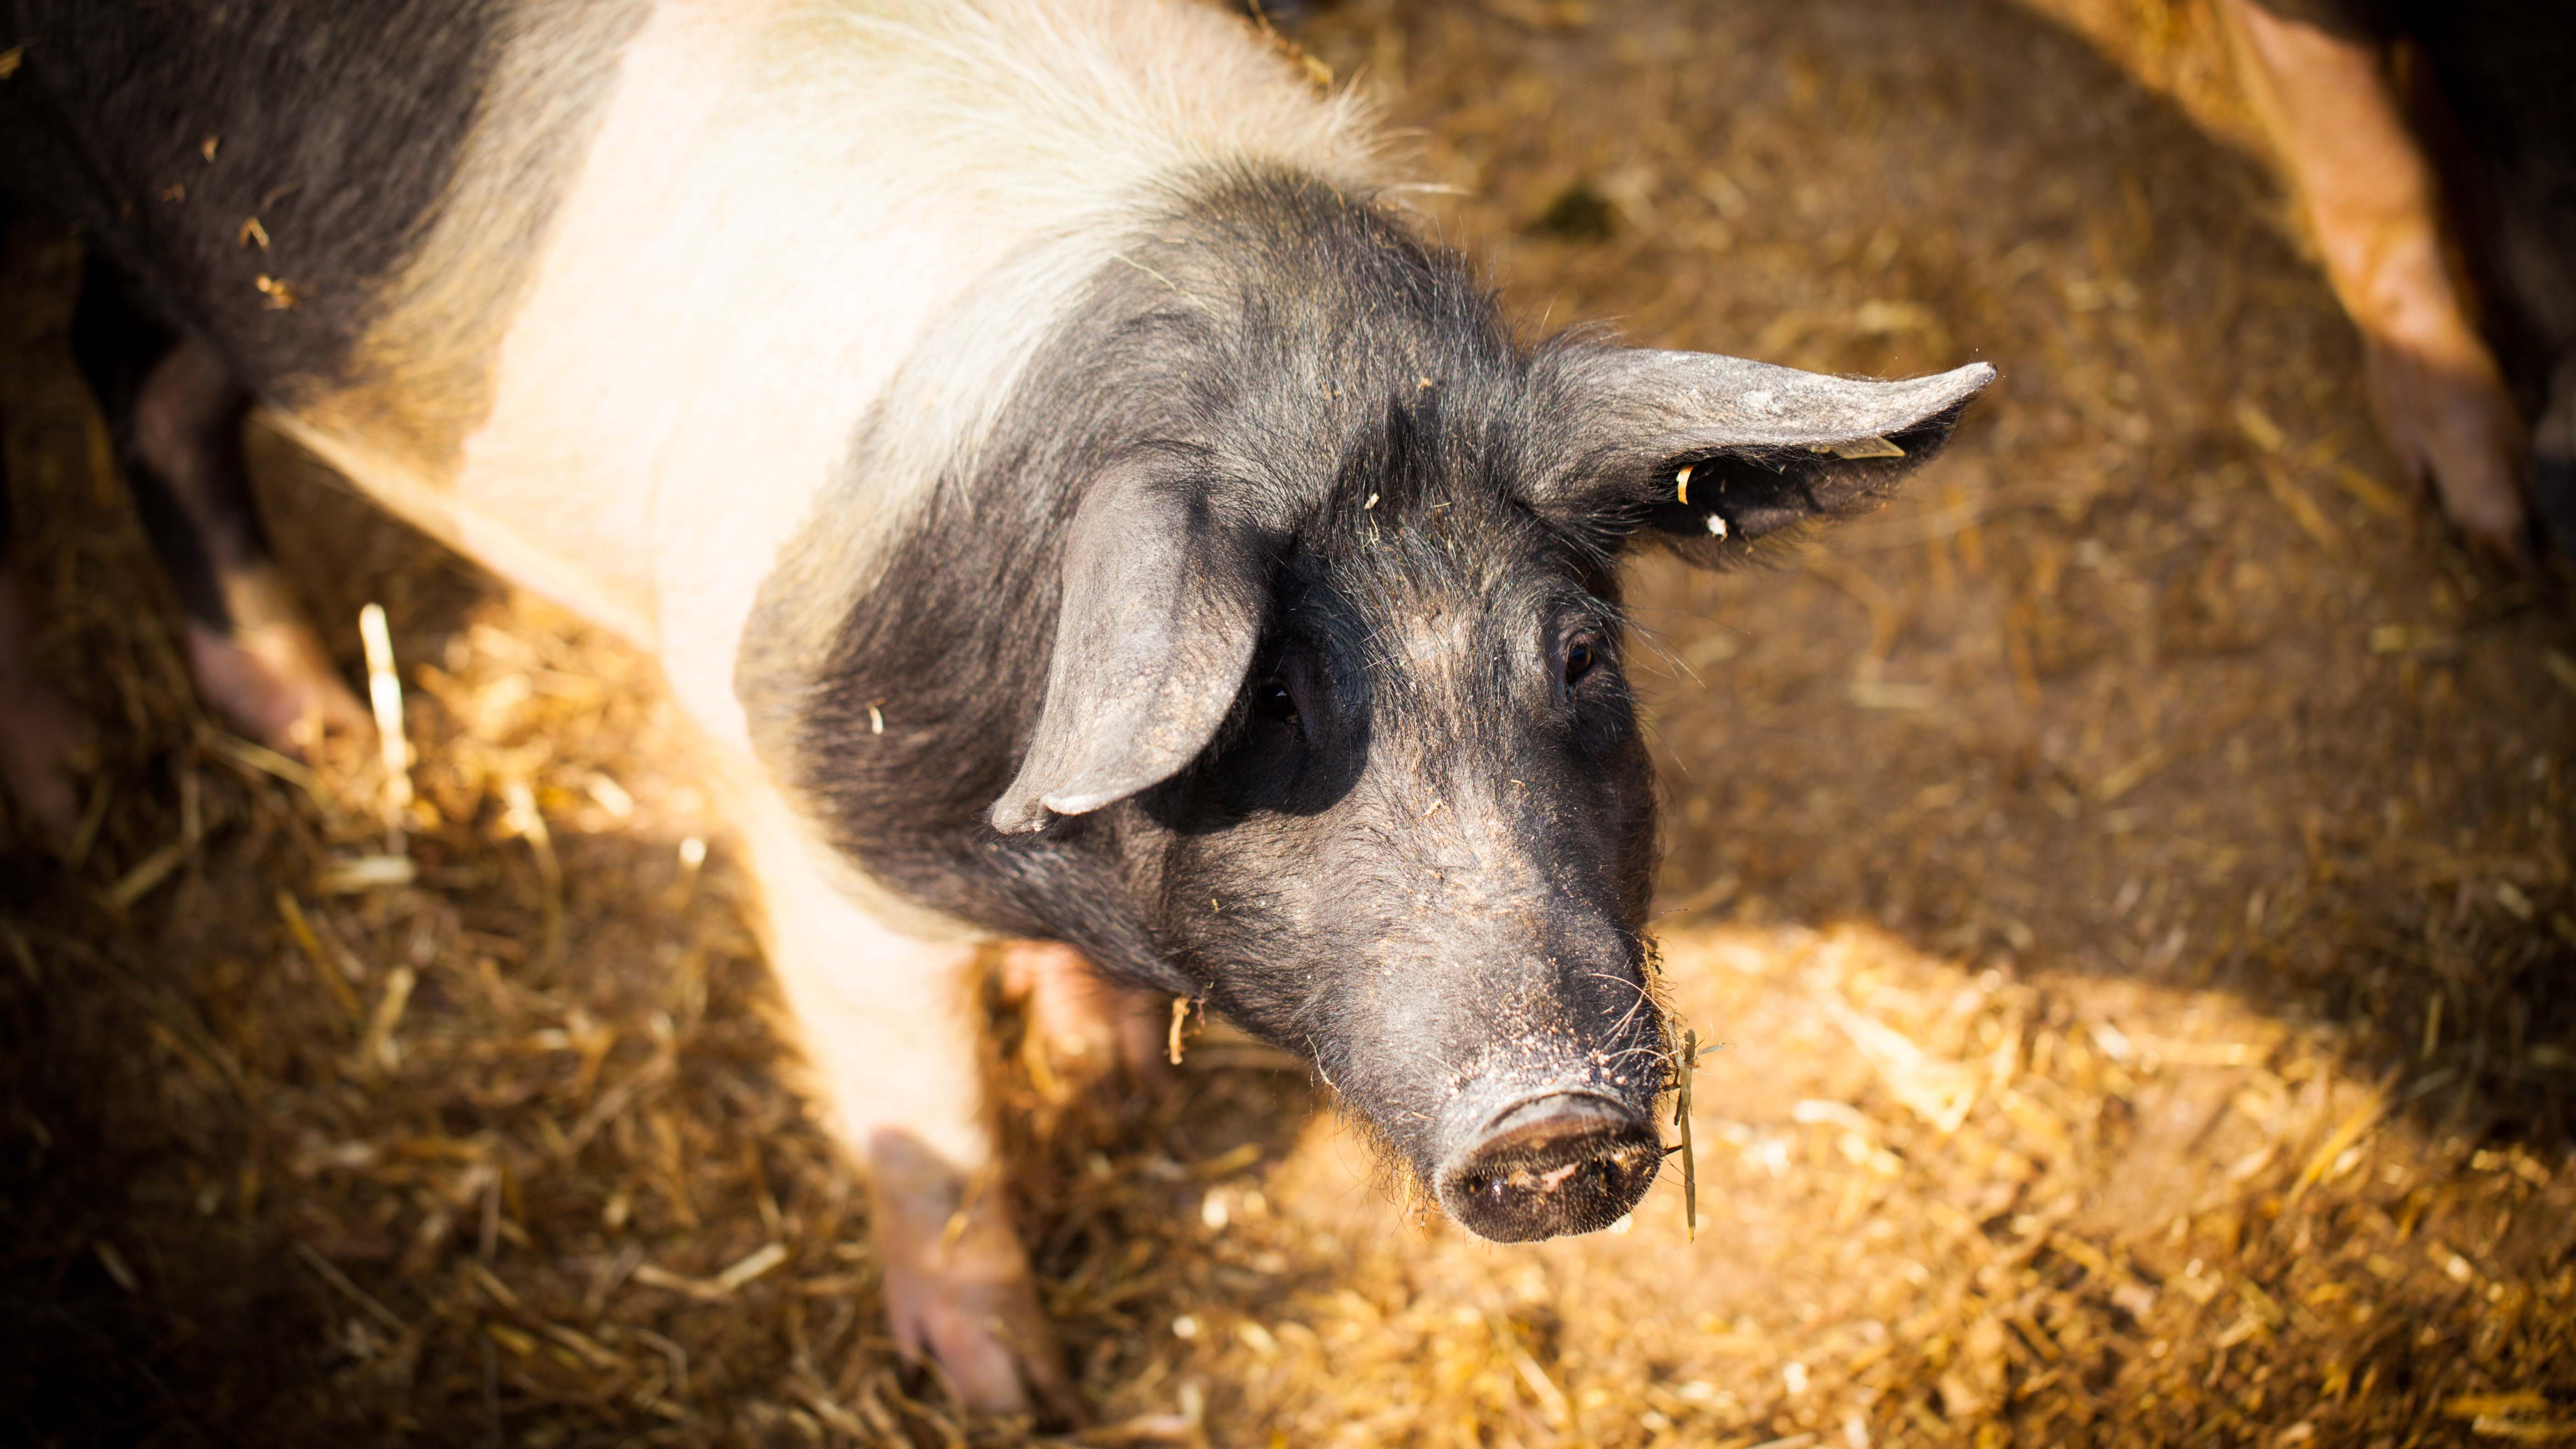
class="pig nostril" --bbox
[1435,1091,1658,1244]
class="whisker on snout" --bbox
[1584,968,1660,1039]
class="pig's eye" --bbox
[1563,637,1600,689]
[1253,677,1299,726]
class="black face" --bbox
[1135,475,1669,1237]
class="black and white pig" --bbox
[0,0,1992,1417]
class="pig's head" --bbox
[751,176,1994,1243]
[979,282,1992,1240]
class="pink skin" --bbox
[0,561,92,840]
[866,1127,1081,1424]
[2221,0,2531,559]
[854,942,1158,1421]
[183,567,369,752]
[996,939,1172,1087]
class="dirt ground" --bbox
[5,0,2574,1445]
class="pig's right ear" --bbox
[1526,346,1996,560]
[989,460,1273,835]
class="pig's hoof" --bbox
[997,940,1170,1088]
[0,674,92,842]
[868,1132,1081,1425]
[185,616,367,754]
[884,1250,1076,1422]
[2432,465,2531,563]
[2364,335,2531,558]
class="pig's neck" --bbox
[732,223,1206,988]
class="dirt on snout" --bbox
[3,0,2573,1446]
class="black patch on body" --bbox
[3,0,513,399]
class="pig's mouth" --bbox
[1433,1089,1662,1243]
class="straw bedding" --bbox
[3,0,2571,1443]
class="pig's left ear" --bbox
[990,458,1275,835]
[1526,348,1996,558]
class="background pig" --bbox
[0,0,1987,1418]
[2219,0,2576,561]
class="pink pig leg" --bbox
[128,341,367,749]
[2221,0,2530,557]
[996,939,1171,1088]
[732,781,1079,1423]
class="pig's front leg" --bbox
[2221,0,2530,556]
[862,1127,1072,1419]
[998,940,1171,1088]
[735,789,1077,1423]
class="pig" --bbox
[2219,0,2576,561]
[0,0,1992,1419]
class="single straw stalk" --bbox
[357,603,412,844]
[1677,1026,1698,1240]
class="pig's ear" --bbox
[990,460,1273,834]
[1528,348,1995,559]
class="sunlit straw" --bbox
[357,603,411,830]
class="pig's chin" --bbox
[1427,1083,1663,1243]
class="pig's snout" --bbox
[1435,1089,1661,1242]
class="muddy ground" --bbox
[4,0,2574,1445]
